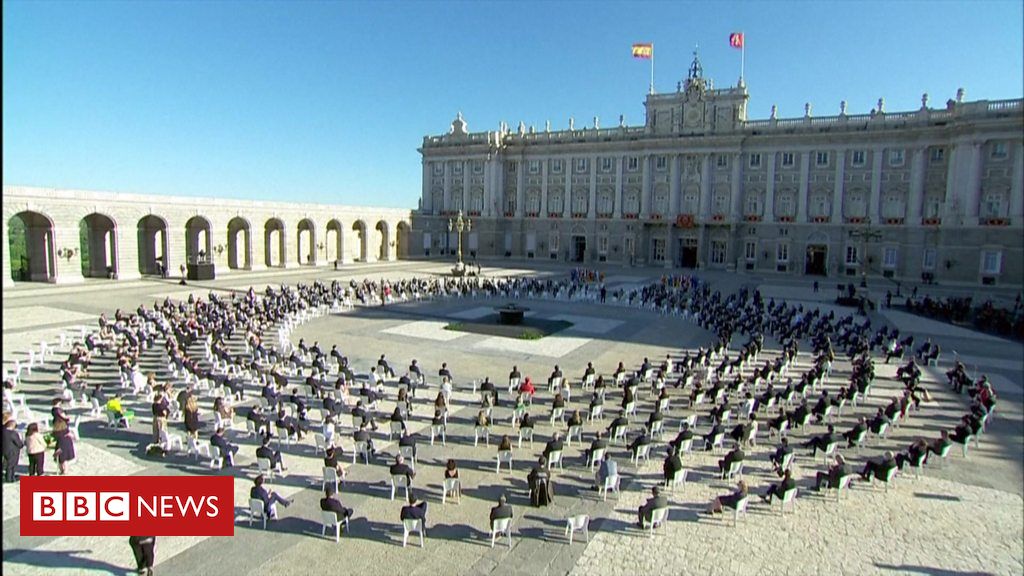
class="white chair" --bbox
[677,439,694,458]
[566,424,583,446]
[647,507,669,537]
[442,477,461,504]
[564,514,590,544]
[731,496,749,527]
[830,474,855,502]
[430,423,446,446]
[352,440,371,465]
[776,488,797,516]
[249,498,267,529]
[388,420,405,441]
[490,517,513,548]
[276,427,293,448]
[322,466,340,493]
[650,419,665,440]
[320,510,349,542]
[665,468,688,490]
[402,518,425,548]
[723,461,744,481]
[496,450,513,474]
[508,376,521,394]
[210,446,223,469]
[821,441,838,465]
[390,474,410,501]
[588,404,604,422]
[187,437,211,460]
[518,427,534,448]
[611,425,627,446]
[546,450,564,470]
[550,407,565,427]
[599,474,620,501]
[258,458,276,481]
[588,447,607,471]
[399,445,417,470]
[874,466,897,492]
[160,430,183,452]
[631,444,651,466]
[624,401,637,419]
[246,420,258,438]
[314,433,328,456]
[89,397,103,418]
[474,426,490,446]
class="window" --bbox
[779,227,789,237]
[816,151,830,167]
[922,248,936,271]
[597,189,613,214]
[655,156,668,171]
[777,193,794,217]
[749,153,762,168]
[776,243,789,262]
[852,150,866,166]
[745,241,757,261]
[930,147,945,163]
[549,233,560,254]
[504,195,516,215]
[745,193,760,215]
[711,241,727,264]
[601,157,613,172]
[991,142,1008,159]
[528,160,540,174]
[889,149,905,167]
[473,161,484,174]
[551,159,564,173]
[652,238,666,262]
[983,191,1006,218]
[781,152,795,167]
[470,190,484,213]
[627,157,639,171]
[598,235,609,254]
[507,161,517,173]
[432,163,443,175]
[716,155,728,168]
[982,250,1002,274]
[883,247,897,269]
[571,189,588,214]
[575,158,589,173]
[453,162,463,175]
[845,245,859,266]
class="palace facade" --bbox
[413,55,1024,288]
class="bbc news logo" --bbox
[21,476,234,536]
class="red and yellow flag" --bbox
[632,43,653,59]
[729,32,744,49]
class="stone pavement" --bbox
[2,260,1022,575]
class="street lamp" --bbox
[448,209,472,275]
[848,219,882,288]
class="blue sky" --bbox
[3,1,1022,209]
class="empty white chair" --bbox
[588,404,604,422]
[490,517,513,548]
[518,427,534,448]
[723,461,744,481]
[611,425,627,446]
[550,407,565,426]
[402,518,425,548]
[160,430,183,452]
[731,496,749,527]
[776,487,798,516]
[496,450,513,473]
[388,420,404,441]
[442,477,461,504]
[564,514,590,544]
[258,457,276,481]
[650,419,665,440]
[210,446,223,469]
[321,509,349,542]
[314,433,328,456]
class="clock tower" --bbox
[644,49,748,136]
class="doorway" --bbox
[679,238,698,269]
[805,244,827,276]
[572,235,586,262]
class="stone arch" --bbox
[80,212,118,279]
[326,219,344,264]
[297,218,316,265]
[185,216,212,263]
[264,218,286,267]
[8,211,56,282]
[375,220,390,262]
[227,216,252,270]
[351,220,368,262]
[137,215,168,276]
[396,221,411,259]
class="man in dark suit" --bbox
[489,494,513,524]
[637,486,668,529]
[843,417,869,447]
[542,432,564,461]
[438,362,453,382]
[670,422,695,452]
[352,401,377,431]
[256,436,286,472]
[761,468,797,503]
[353,423,376,457]
[628,426,653,459]
[377,355,394,379]
[400,489,428,531]
[815,454,851,490]
[3,417,24,482]
[803,425,841,457]
[320,484,353,524]
[663,448,683,483]
[210,427,239,468]
[860,451,898,482]
[390,455,416,484]
[718,443,745,479]
[583,431,608,465]
[250,474,291,519]
[769,438,794,476]
[607,412,629,439]
[398,430,418,460]
[128,536,156,576]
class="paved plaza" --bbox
[2,260,1022,576]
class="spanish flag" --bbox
[632,43,653,59]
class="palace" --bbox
[413,54,1024,288]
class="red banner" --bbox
[20,475,235,536]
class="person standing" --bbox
[25,423,46,476]
[2,417,24,482]
[128,536,156,575]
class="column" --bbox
[515,159,525,218]
[764,152,776,221]
[640,155,652,218]
[669,154,681,215]
[797,151,810,222]
[869,147,883,221]
[588,155,597,219]
[116,223,142,280]
[1010,142,1024,223]
[442,161,452,215]
[614,156,624,218]
[701,155,712,217]
[907,148,925,221]
[1,218,11,287]
[831,150,846,223]
[462,161,470,213]
[698,155,712,220]
[422,161,433,214]
[943,144,960,225]
[540,159,549,216]
[562,155,572,218]
[965,142,983,219]
[730,153,743,220]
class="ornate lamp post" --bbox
[848,219,882,288]
[448,209,472,275]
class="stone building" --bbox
[3,186,411,286]
[413,54,1024,288]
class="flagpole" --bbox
[650,43,655,95]
[740,33,745,85]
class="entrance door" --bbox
[805,245,827,276]
[679,238,698,268]
[572,235,586,262]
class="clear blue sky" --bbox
[4,1,1022,209]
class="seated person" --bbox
[637,486,669,528]
[950,416,974,445]
[869,407,891,435]
[607,412,629,438]
[323,445,346,478]
[106,393,129,427]
[210,427,239,468]
[628,426,653,458]
[843,417,869,447]
[519,412,534,430]
[398,430,417,459]
[567,409,584,428]
[390,454,416,484]
[542,433,564,460]
[389,407,408,433]
[929,430,953,457]
[718,443,745,478]
[352,401,377,431]
[353,423,376,456]
[497,434,513,452]
[320,484,353,524]
[859,451,897,482]
[769,438,794,476]
[527,458,554,507]
[815,454,851,491]
[702,422,725,451]
[761,468,796,504]
[803,425,841,456]
[400,489,428,531]
[663,447,683,483]
[250,474,291,519]
[583,431,608,464]
[255,436,286,472]
[489,494,513,525]
[706,480,749,515]
[895,439,929,470]
[594,452,617,490]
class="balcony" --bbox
[597,213,614,219]
[503,212,515,218]
[981,217,1010,226]
[711,214,726,223]
[547,212,563,219]
[649,213,663,221]
[571,212,587,219]
[623,213,639,220]
[921,217,942,226]
[811,216,830,224]
[774,215,790,223]
[525,212,539,218]
[675,214,695,228]
[845,217,866,225]
[467,210,481,217]
[883,218,905,226]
